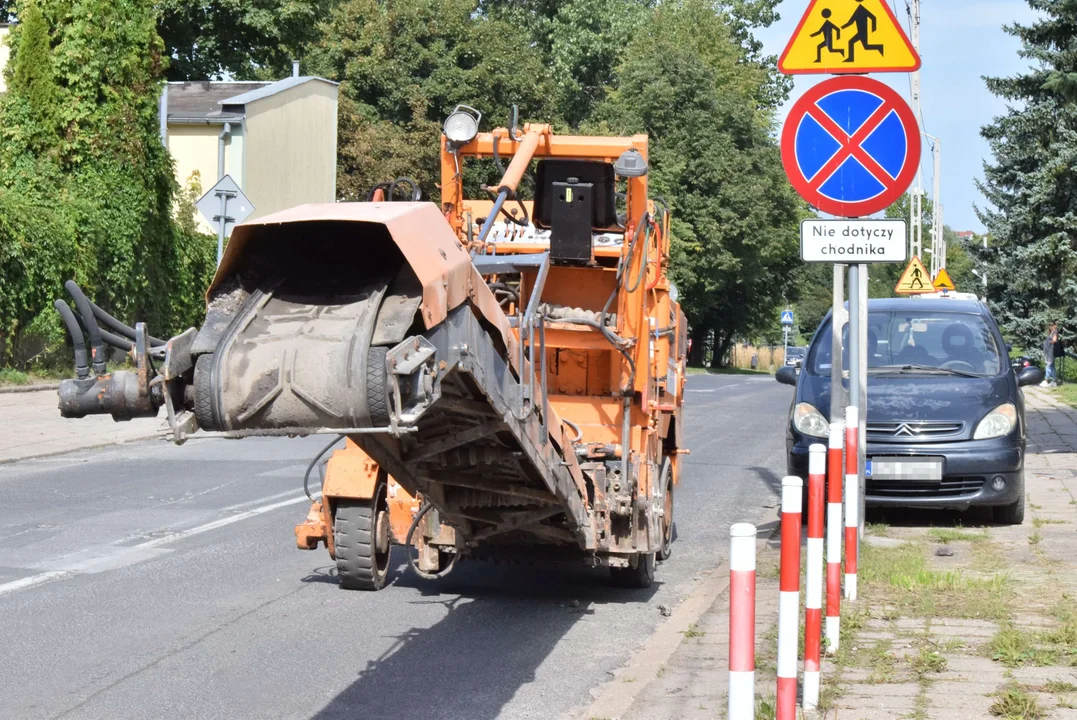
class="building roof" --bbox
[219,76,338,108]
[166,81,270,122]
[166,76,339,123]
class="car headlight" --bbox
[973,403,1017,440]
[793,403,830,438]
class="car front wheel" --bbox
[994,480,1025,525]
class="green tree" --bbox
[308,0,559,202]
[159,0,332,80]
[595,0,803,366]
[976,0,1077,353]
[0,0,215,365]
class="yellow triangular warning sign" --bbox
[779,0,922,75]
[933,267,956,292]
[895,256,933,294]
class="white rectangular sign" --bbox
[800,219,908,263]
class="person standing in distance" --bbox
[1042,321,1060,387]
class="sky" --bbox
[754,0,1042,232]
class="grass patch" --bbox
[0,367,68,386]
[680,623,705,639]
[909,644,948,677]
[990,681,1045,718]
[754,695,776,720]
[686,365,771,376]
[866,521,890,537]
[860,541,1012,619]
[988,619,1077,667]
[1043,679,1077,693]
[929,528,988,544]
[1028,529,1042,546]
[865,639,899,684]
[1032,517,1067,526]
[1053,383,1077,409]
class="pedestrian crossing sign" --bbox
[779,0,921,75]
[933,267,956,292]
[894,256,934,294]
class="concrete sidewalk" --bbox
[0,388,163,462]
[595,387,1077,720]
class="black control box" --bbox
[550,179,594,264]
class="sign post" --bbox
[197,175,255,266]
[776,4,921,713]
[781,309,795,362]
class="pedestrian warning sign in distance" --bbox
[894,256,934,294]
[779,0,921,75]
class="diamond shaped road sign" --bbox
[196,174,254,238]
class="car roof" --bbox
[867,297,988,314]
[822,297,989,318]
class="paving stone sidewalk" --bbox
[613,387,1077,720]
[0,388,163,462]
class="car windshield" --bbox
[787,347,805,358]
[809,311,1003,377]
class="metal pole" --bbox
[931,139,942,276]
[982,234,988,300]
[847,265,863,553]
[216,192,228,266]
[857,264,868,543]
[158,85,168,148]
[830,264,847,422]
[909,0,923,260]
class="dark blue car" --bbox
[777,297,1043,524]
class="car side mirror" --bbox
[776,366,798,386]
[1006,343,1013,352]
[1018,366,1044,387]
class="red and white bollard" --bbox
[803,445,826,709]
[728,523,756,720]
[826,421,844,653]
[844,405,859,601]
[777,476,802,720]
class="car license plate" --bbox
[867,457,944,481]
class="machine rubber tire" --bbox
[193,354,218,430]
[333,482,391,590]
[366,346,389,427]
[657,457,674,562]
[994,489,1025,525]
[610,553,656,589]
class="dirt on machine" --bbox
[53,107,689,591]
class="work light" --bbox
[443,105,481,146]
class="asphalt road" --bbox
[0,373,791,720]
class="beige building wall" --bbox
[167,124,245,233]
[242,81,338,220]
[0,25,11,93]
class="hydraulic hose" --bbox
[54,299,89,379]
[65,281,166,347]
[405,502,458,581]
[64,281,106,376]
[303,435,343,502]
[99,328,133,352]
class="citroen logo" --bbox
[895,423,916,436]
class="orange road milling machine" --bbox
[53,107,688,591]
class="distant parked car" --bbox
[1010,355,1037,372]
[776,297,1044,524]
[785,346,807,368]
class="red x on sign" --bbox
[781,76,921,217]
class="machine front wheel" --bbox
[657,457,674,562]
[333,480,391,590]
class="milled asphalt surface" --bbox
[0,373,791,720]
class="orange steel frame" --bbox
[297,123,686,557]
